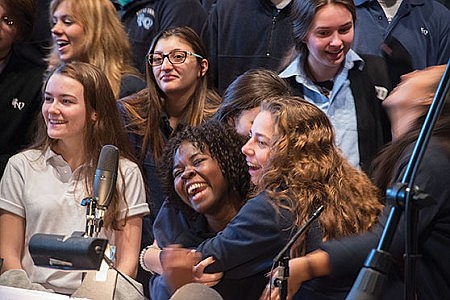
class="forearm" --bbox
[289,250,331,289]
[0,211,25,273]
[114,215,143,278]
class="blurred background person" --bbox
[353,0,450,85]
[0,0,45,178]
[201,0,294,95]
[214,68,291,136]
[49,0,145,99]
[262,64,450,300]
[15,0,52,67]
[0,62,149,294]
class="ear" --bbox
[91,112,98,122]
[420,93,434,106]
[227,117,235,128]
[199,59,208,77]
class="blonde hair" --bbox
[256,96,383,255]
[49,0,140,98]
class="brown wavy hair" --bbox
[32,62,138,230]
[120,26,221,162]
[255,96,383,255]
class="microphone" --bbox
[82,145,119,236]
[29,232,108,271]
[94,145,119,209]
[273,205,325,263]
[272,205,325,300]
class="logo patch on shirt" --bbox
[420,27,429,36]
[375,86,388,101]
[136,8,155,30]
[11,98,25,110]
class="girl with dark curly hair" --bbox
[140,120,251,299]
[153,95,383,300]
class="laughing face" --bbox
[172,141,229,216]
[305,3,353,73]
[241,110,274,185]
[51,1,86,62]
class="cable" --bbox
[103,255,149,300]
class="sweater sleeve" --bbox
[196,193,294,278]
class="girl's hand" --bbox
[193,256,223,287]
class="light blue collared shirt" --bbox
[279,50,363,168]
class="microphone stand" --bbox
[272,205,325,300]
[346,60,450,300]
[73,199,117,300]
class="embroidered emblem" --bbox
[375,86,388,101]
[11,98,25,110]
[420,27,429,36]
[136,8,155,30]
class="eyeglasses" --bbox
[1,16,14,27]
[147,50,203,67]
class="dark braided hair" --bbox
[159,120,250,218]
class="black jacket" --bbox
[285,55,392,173]
[0,49,45,178]
[201,0,294,94]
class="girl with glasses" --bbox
[119,26,221,293]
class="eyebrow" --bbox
[315,21,353,30]
[52,14,72,19]
[173,150,205,170]
[253,132,271,140]
[153,48,185,53]
[44,91,78,99]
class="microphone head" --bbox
[94,145,119,209]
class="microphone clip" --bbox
[81,197,105,237]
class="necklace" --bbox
[305,63,334,98]
[314,80,334,98]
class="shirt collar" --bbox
[44,147,92,169]
[44,147,61,163]
[346,49,364,72]
[279,49,364,79]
